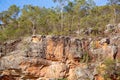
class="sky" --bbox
[0,0,108,12]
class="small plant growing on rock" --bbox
[58,78,67,80]
[103,58,119,80]
[80,51,91,63]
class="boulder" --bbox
[104,24,115,33]
[116,47,120,61]
[117,23,120,31]
[106,24,115,31]
[91,45,118,60]
[0,50,27,70]
[20,60,67,79]
[100,38,110,45]
[68,64,94,80]
[45,62,67,78]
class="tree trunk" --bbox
[32,21,36,35]
[77,17,81,36]
[112,5,116,24]
[61,4,64,32]
[113,7,116,24]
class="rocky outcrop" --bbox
[0,35,120,80]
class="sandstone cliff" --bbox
[0,34,120,80]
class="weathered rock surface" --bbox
[0,34,120,80]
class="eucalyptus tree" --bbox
[0,11,10,26]
[72,0,96,35]
[64,1,75,34]
[8,5,20,20]
[8,5,20,28]
[107,0,120,23]
[52,0,69,32]
[20,5,41,35]
[0,5,20,29]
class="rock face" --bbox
[104,24,115,33]
[0,35,120,80]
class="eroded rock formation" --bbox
[0,34,120,80]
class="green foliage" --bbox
[104,58,115,67]
[58,78,67,80]
[0,31,7,42]
[80,51,91,63]
[103,58,119,79]
[0,0,120,42]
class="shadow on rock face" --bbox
[0,75,15,80]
